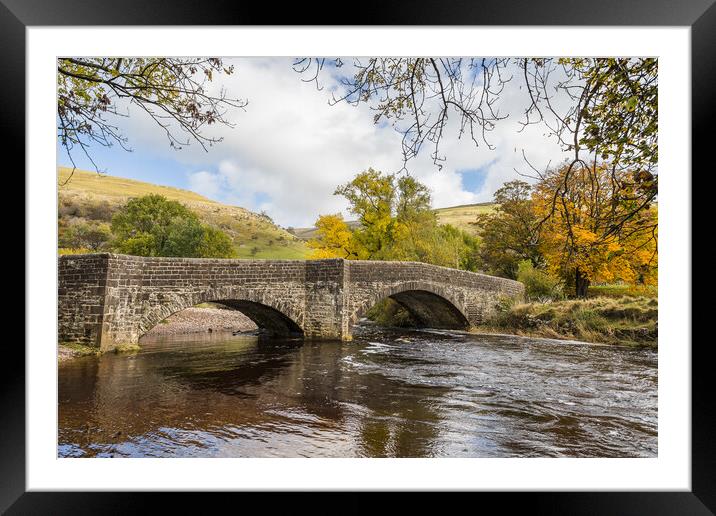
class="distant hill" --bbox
[58,167,312,259]
[291,202,496,241]
[433,202,495,234]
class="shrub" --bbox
[58,247,93,255]
[59,220,112,251]
[516,260,564,301]
[85,201,114,222]
[58,199,85,218]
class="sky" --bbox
[58,57,570,228]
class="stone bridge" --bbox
[59,254,524,351]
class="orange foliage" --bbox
[533,163,657,295]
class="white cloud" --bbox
[187,170,222,199]
[121,58,572,227]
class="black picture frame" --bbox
[5,0,713,512]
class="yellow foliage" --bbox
[308,213,362,259]
[534,163,657,294]
[58,247,93,255]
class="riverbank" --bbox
[58,342,101,362]
[477,296,658,347]
[143,306,257,336]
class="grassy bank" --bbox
[479,296,658,347]
[588,283,658,299]
[59,341,143,361]
[365,295,657,347]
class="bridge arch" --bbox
[136,286,304,339]
[350,280,471,332]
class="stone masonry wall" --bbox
[58,254,109,346]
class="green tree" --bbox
[439,224,481,271]
[395,175,432,220]
[199,226,236,258]
[110,194,234,258]
[162,217,206,257]
[473,180,542,279]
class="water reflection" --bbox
[58,327,657,458]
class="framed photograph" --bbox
[8,0,712,511]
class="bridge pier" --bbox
[58,254,524,352]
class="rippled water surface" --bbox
[58,326,657,457]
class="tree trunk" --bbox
[575,268,590,298]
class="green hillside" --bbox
[58,167,312,259]
[434,202,496,234]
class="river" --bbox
[58,324,657,458]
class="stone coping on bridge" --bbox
[58,253,524,288]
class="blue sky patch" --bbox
[458,161,495,193]
[254,192,272,206]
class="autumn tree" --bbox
[57,57,245,181]
[308,214,361,259]
[473,180,542,279]
[314,168,480,270]
[533,163,657,297]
